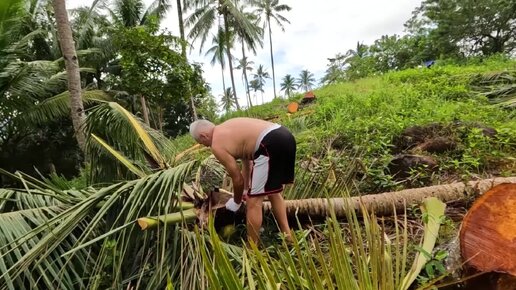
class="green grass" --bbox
[196,59,516,196]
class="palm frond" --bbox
[0,59,61,99]
[17,90,110,126]
[84,102,177,182]
[470,71,516,109]
[142,0,171,25]
[91,134,148,178]
[185,5,216,52]
[0,160,198,289]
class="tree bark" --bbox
[190,92,198,121]
[241,44,252,108]
[263,177,516,218]
[220,65,226,92]
[267,19,277,99]
[176,0,187,59]
[52,0,86,152]
[223,13,240,110]
[140,95,150,126]
[138,177,516,229]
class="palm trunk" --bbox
[138,177,516,229]
[223,14,240,110]
[176,1,198,121]
[176,0,186,58]
[267,19,277,99]
[263,177,516,218]
[190,93,198,121]
[140,95,150,126]
[52,0,86,151]
[241,44,252,108]
[220,65,226,92]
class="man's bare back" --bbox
[211,117,276,160]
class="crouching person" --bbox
[189,117,296,244]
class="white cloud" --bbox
[66,0,422,107]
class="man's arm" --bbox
[212,147,245,204]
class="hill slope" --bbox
[178,58,516,198]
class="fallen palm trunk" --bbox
[137,177,516,230]
[263,177,516,218]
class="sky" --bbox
[67,0,423,109]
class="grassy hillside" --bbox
[176,58,516,197]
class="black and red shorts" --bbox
[248,125,296,197]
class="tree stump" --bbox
[460,183,516,276]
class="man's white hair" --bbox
[189,119,215,140]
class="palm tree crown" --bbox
[236,56,255,107]
[205,27,230,92]
[298,69,315,92]
[111,0,171,28]
[220,87,235,113]
[252,64,270,104]
[280,74,297,98]
[186,0,260,110]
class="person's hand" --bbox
[225,198,241,212]
[242,189,249,201]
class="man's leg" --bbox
[246,195,264,245]
[268,192,292,241]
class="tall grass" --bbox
[197,196,446,290]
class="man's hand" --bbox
[225,198,241,212]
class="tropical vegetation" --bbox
[0,0,515,289]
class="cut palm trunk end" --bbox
[137,204,196,230]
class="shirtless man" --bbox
[189,117,295,244]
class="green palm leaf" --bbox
[18,90,110,126]
[84,102,177,182]
[0,160,198,289]
[91,133,147,178]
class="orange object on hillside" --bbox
[287,102,299,113]
[304,91,315,99]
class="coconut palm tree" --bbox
[52,0,87,151]
[175,0,187,58]
[298,69,316,92]
[253,64,270,104]
[251,0,291,99]
[233,3,263,108]
[280,74,297,98]
[236,56,255,108]
[205,27,229,93]
[185,0,258,111]
[249,78,262,104]
[220,87,235,114]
